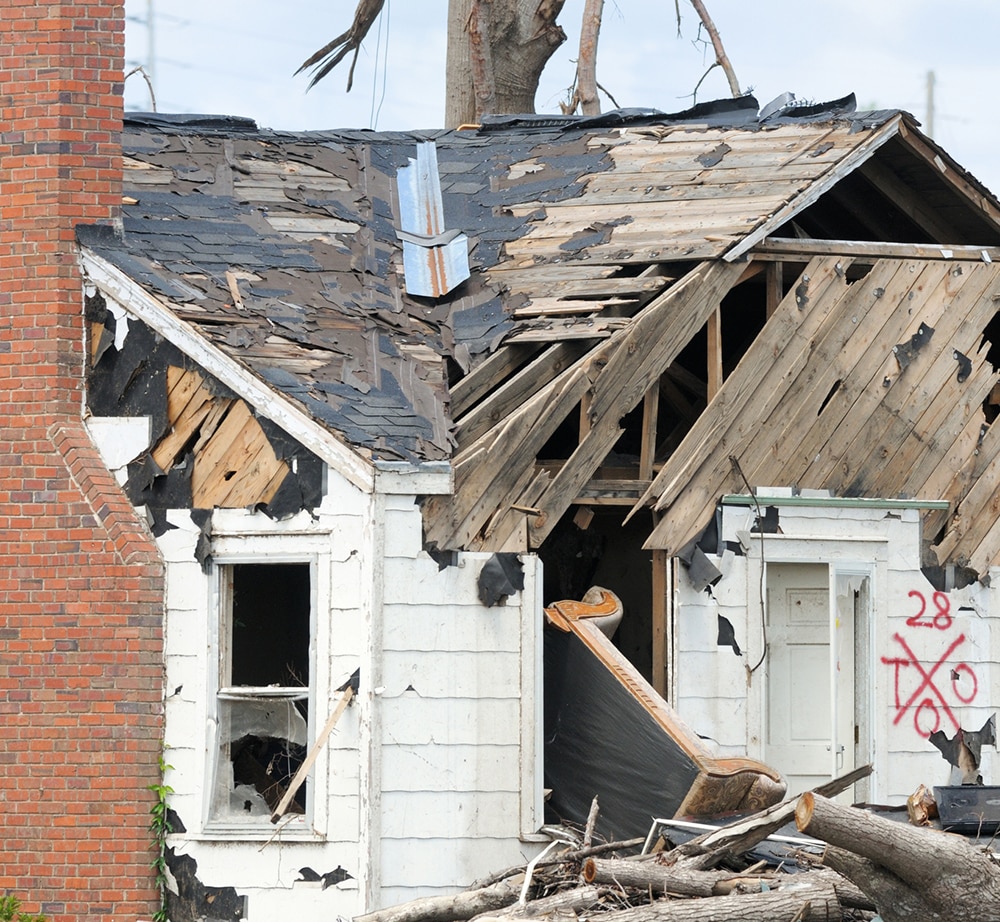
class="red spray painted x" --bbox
[882,632,965,734]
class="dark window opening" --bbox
[211,562,312,824]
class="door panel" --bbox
[765,563,856,797]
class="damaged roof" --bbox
[78,93,1000,570]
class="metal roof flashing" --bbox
[373,459,453,496]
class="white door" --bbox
[765,562,856,798]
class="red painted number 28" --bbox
[906,590,953,630]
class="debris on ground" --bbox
[356,766,1000,922]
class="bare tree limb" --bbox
[597,80,620,109]
[125,66,156,111]
[575,0,604,115]
[688,0,740,97]
[296,0,386,91]
[691,62,719,104]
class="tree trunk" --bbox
[821,847,941,922]
[590,881,842,922]
[796,792,1000,922]
[446,0,567,127]
[574,0,603,115]
[583,857,769,898]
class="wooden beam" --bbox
[636,256,852,526]
[754,237,1000,262]
[652,549,668,699]
[857,157,961,242]
[529,261,745,547]
[424,364,593,549]
[454,341,591,449]
[639,383,659,481]
[646,256,925,552]
[765,261,783,318]
[449,342,544,419]
[658,374,700,425]
[898,119,1000,232]
[707,306,723,400]
[572,478,652,503]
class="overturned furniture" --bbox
[544,589,785,840]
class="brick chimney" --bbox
[0,4,164,921]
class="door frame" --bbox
[742,533,886,800]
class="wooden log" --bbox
[583,857,770,898]
[820,847,936,922]
[796,792,1000,921]
[353,880,520,922]
[470,885,603,921]
[591,880,841,922]
[789,865,875,911]
[470,837,647,889]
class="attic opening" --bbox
[210,562,312,825]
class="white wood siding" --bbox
[674,495,999,804]
[154,466,372,922]
[378,495,543,904]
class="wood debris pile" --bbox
[356,769,1000,922]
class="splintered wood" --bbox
[353,772,899,922]
[153,366,289,510]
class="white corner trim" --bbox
[80,247,376,493]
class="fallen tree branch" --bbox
[471,836,646,889]
[796,792,1000,922]
[583,857,772,898]
[587,880,842,922]
[470,885,604,921]
[296,0,386,91]
[354,879,519,922]
[688,0,740,97]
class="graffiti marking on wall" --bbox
[881,590,978,738]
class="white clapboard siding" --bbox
[380,837,535,890]
[382,791,522,839]
[378,696,520,746]
[381,743,521,793]
[381,649,521,698]
[382,603,523,653]
[382,558,523,607]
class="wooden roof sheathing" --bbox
[641,255,1000,571]
[497,117,902,270]
[76,103,1000,570]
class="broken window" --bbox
[209,562,313,826]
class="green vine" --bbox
[148,751,175,922]
[0,895,46,922]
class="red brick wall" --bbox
[0,4,164,921]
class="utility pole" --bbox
[925,69,935,138]
[146,0,156,86]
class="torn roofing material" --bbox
[78,98,1000,473]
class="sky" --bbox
[124,1,1000,192]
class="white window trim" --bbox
[200,533,332,840]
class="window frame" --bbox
[204,540,327,837]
